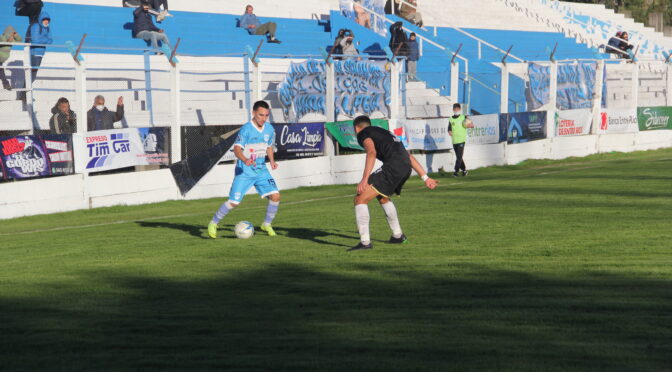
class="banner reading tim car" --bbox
[78,128,170,173]
[273,123,325,159]
[499,111,547,144]
[0,135,74,180]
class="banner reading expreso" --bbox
[555,108,592,136]
[637,107,672,131]
[401,118,450,150]
[79,128,170,173]
[467,114,500,145]
[598,109,638,134]
[326,119,388,150]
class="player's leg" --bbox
[453,143,465,177]
[255,173,280,236]
[208,175,253,238]
[349,185,381,251]
[378,196,407,243]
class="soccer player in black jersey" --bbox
[349,115,438,251]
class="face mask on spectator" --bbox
[454,111,461,116]
[96,105,105,111]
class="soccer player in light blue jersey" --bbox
[208,101,280,238]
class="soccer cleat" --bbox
[462,170,469,177]
[261,223,277,237]
[388,234,408,244]
[453,172,459,177]
[207,222,218,239]
[347,242,373,252]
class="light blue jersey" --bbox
[229,121,279,203]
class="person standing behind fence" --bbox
[239,5,282,44]
[28,12,51,82]
[406,32,419,81]
[339,30,359,59]
[0,26,22,91]
[133,0,171,52]
[50,97,77,134]
[448,103,474,177]
[87,95,125,131]
[389,21,409,58]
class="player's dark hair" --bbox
[453,103,461,109]
[56,97,69,106]
[353,115,371,129]
[253,101,270,111]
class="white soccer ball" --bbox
[234,221,255,239]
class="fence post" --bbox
[23,46,35,134]
[253,61,262,102]
[170,62,181,163]
[591,59,604,135]
[500,64,509,114]
[74,62,88,135]
[667,63,672,106]
[389,59,401,125]
[630,62,639,109]
[450,62,459,104]
[143,51,155,126]
[243,54,252,121]
[548,61,558,138]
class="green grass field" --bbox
[1,149,671,371]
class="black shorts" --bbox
[368,162,412,198]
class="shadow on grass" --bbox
[0,265,670,371]
[137,221,210,239]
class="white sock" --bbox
[355,204,370,244]
[211,201,235,224]
[264,200,280,225]
[381,201,403,238]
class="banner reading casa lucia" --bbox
[555,108,593,136]
[598,109,638,134]
[75,128,170,173]
[637,107,672,131]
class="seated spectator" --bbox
[28,11,51,82]
[399,0,423,27]
[606,31,622,56]
[50,97,77,134]
[353,0,372,29]
[151,0,171,22]
[406,32,419,80]
[385,0,400,15]
[133,0,171,51]
[87,95,125,132]
[619,32,633,59]
[0,25,22,91]
[339,30,359,59]
[240,5,281,44]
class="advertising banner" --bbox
[182,125,241,162]
[401,118,450,150]
[527,62,606,110]
[81,128,169,173]
[273,122,325,159]
[278,59,391,121]
[325,119,388,150]
[339,0,387,37]
[598,109,638,134]
[499,111,547,144]
[0,135,74,180]
[637,106,672,131]
[467,114,500,145]
[555,109,593,136]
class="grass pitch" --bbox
[1,149,671,371]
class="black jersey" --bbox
[356,126,409,165]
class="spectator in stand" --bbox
[389,21,409,58]
[406,32,419,81]
[353,0,372,29]
[606,31,622,56]
[399,0,423,27]
[133,0,171,52]
[239,5,282,44]
[14,0,43,25]
[50,97,77,134]
[151,0,171,22]
[0,26,22,91]
[87,95,125,131]
[384,0,400,15]
[339,30,359,59]
[619,32,633,59]
[28,11,52,82]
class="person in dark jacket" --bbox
[618,32,633,59]
[0,25,22,90]
[50,97,77,134]
[87,95,125,131]
[14,0,43,25]
[389,21,409,58]
[28,11,52,82]
[133,0,170,51]
[406,32,419,80]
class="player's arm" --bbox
[358,138,377,195]
[234,145,255,166]
[448,122,453,137]
[409,153,438,189]
[266,146,278,170]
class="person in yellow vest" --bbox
[448,103,474,177]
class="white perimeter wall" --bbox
[2,130,672,220]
